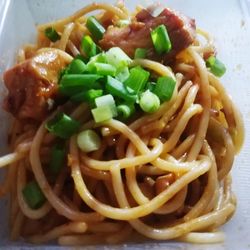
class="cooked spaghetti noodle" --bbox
[0,2,244,245]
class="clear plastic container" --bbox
[0,0,250,249]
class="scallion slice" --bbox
[67,59,86,74]
[151,24,172,54]
[44,27,61,42]
[134,48,147,59]
[22,181,46,209]
[49,144,65,175]
[81,35,97,58]
[77,129,101,153]
[117,103,135,119]
[206,56,226,77]
[139,90,160,113]
[116,67,130,82]
[153,76,176,102]
[71,89,103,103]
[86,16,106,41]
[95,94,117,117]
[91,105,113,123]
[59,74,102,96]
[92,63,116,76]
[106,76,137,103]
[124,66,150,94]
[46,112,80,139]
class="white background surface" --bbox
[0,0,250,249]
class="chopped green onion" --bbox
[81,35,97,58]
[87,52,107,72]
[75,54,89,63]
[105,47,132,69]
[95,94,117,117]
[145,81,156,92]
[151,24,172,54]
[124,66,150,94]
[86,16,106,41]
[206,56,226,77]
[46,112,80,139]
[91,105,113,123]
[117,103,135,119]
[154,76,176,102]
[134,48,147,59]
[71,89,103,103]
[139,90,160,113]
[44,27,61,42]
[106,76,137,103]
[67,59,86,74]
[22,181,46,209]
[92,63,116,76]
[116,19,130,27]
[49,144,65,175]
[77,129,101,153]
[116,67,130,82]
[59,74,102,96]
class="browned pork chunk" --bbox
[3,49,69,121]
[100,8,196,62]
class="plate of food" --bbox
[0,0,249,249]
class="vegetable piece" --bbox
[145,81,156,92]
[91,105,113,123]
[71,89,103,103]
[117,103,135,119]
[106,76,137,103]
[105,47,132,69]
[151,24,172,54]
[22,181,46,209]
[86,52,107,72]
[59,74,102,96]
[139,90,160,113]
[154,76,176,102]
[67,59,86,74]
[206,56,226,77]
[44,27,61,42]
[134,48,147,59]
[46,112,80,139]
[81,35,97,58]
[124,66,150,94]
[49,144,65,175]
[86,16,106,41]
[92,63,116,76]
[95,94,117,117]
[116,67,130,82]
[77,129,101,153]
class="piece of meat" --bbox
[99,8,196,63]
[3,49,69,121]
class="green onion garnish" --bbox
[22,181,46,209]
[106,76,137,103]
[86,16,106,41]
[95,94,117,117]
[59,74,102,96]
[134,48,147,59]
[153,76,176,102]
[91,105,114,123]
[44,27,61,42]
[139,90,160,113]
[92,63,116,76]
[116,67,130,82]
[46,112,80,139]
[77,129,101,153]
[105,47,132,69]
[145,81,156,92]
[71,89,103,103]
[67,59,86,74]
[81,35,97,58]
[117,103,135,120]
[206,56,226,77]
[49,144,65,175]
[124,66,150,94]
[151,24,172,54]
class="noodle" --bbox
[0,2,244,246]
